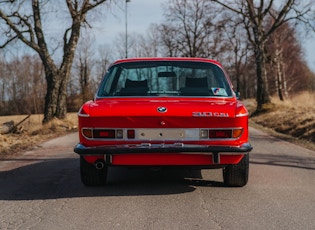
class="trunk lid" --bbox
[90,97,237,117]
[85,97,238,129]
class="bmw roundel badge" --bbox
[157,106,167,113]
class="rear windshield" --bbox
[97,61,233,97]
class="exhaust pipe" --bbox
[95,160,105,170]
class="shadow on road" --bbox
[0,158,224,201]
[250,153,315,170]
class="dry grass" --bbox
[248,91,315,149]
[0,113,78,157]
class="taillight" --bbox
[82,129,93,138]
[127,129,135,139]
[93,129,116,138]
[200,128,243,139]
[82,129,123,139]
[209,129,232,138]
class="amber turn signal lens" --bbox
[232,128,243,138]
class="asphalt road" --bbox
[0,127,314,230]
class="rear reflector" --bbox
[82,129,93,138]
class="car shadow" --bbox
[0,157,225,201]
[250,153,315,170]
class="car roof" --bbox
[109,57,223,68]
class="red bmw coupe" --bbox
[74,57,252,187]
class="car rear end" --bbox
[74,58,252,187]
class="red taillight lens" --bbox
[93,129,116,138]
[82,129,124,139]
[127,129,135,139]
[200,128,242,139]
[208,130,232,138]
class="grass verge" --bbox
[0,113,78,158]
[245,91,315,151]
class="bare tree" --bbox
[210,0,315,112]
[161,0,225,58]
[95,44,113,79]
[75,36,95,104]
[266,22,294,100]
[157,23,181,57]
[0,54,45,115]
[133,26,161,57]
[145,25,161,57]
[0,0,109,123]
[220,12,252,98]
[113,32,137,59]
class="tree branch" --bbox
[0,8,40,51]
[81,0,108,14]
[210,0,242,15]
[0,34,17,48]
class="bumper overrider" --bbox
[74,142,253,156]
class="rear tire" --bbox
[80,156,107,186]
[223,153,249,187]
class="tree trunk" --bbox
[41,17,82,123]
[42,63,72,123]
[80,59,91,103]
[282,66,289,99]
[56,76,68,119]
[43,70,61,123]
[280,58,289,99]
[255,40,271,111]
[275,47,284,101]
